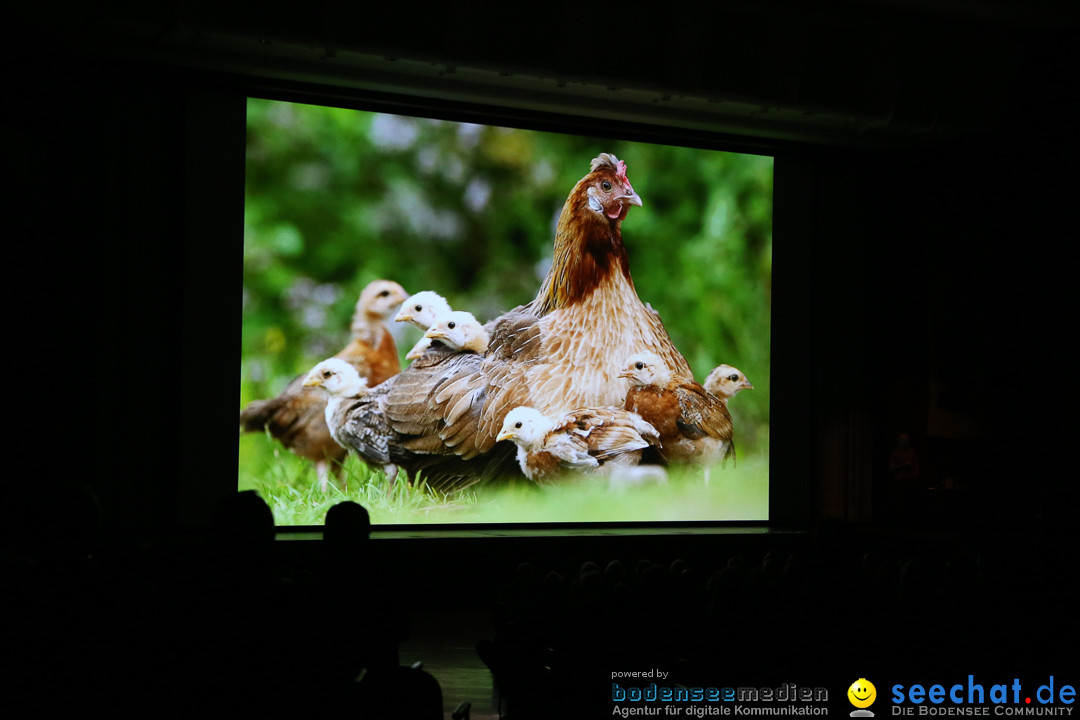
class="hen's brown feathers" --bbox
[384,350,487,457]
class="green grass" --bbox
[239,432,768,526]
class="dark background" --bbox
[6,1,1077,708]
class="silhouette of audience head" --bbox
[210,490,275,547]
[324,501,371,546]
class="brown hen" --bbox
[239,279,408,490]
[374,154,691,491]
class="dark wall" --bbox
[9,60,244,536]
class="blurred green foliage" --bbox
[240,97,772,517]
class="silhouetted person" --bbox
[181,490,304,718]
[314,501,414,717]
[210,488,276,549]
[323,499,371,548]
[889,433,921,525]
[318,501,449,718]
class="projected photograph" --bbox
[239,97,772,526]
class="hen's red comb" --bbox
[615,160,632,188]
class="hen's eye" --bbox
[448,321,456,329]
[514,421,522,429]
[601,180,612,192]
[635,362,644,370]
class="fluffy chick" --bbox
[496,406,660,484]
[703,364,754,406]
[303,358,399,489]
[424,310,490,354]
[395,290,453,360]
[342,280,411,380]
[620,350,735,474]
[395,290,453,330]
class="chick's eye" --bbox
[378,290,390,297]
[728,374,739,382]
[448,321,456,329]
[635,362,644,370]
[601,180,612,192]
[514,422,522,429]
[414,304,422,312]
[322,370,332,378]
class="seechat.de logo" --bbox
[891,676,1076,716]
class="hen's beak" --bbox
[622,189,643,207]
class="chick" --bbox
[703,364,754,406]
[343,280,411,381]
[423,310,490,355]
[496,406,660,484]
[620,350,735,477]
[395,290,453,360]
[394,290,453,330]
[303,358,399,489]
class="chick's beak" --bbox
[302,373,321,388]
[496,430,514,442]
[618,370,634,379]
[425,329,447,341]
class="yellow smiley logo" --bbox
[848,679,877,709]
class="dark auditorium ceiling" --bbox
[10,0,1078,149]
